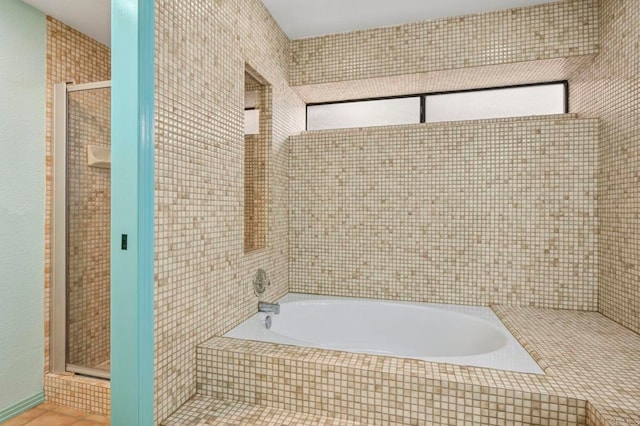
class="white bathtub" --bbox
[225,293,543,374]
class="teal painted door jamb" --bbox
[111,0,154,425]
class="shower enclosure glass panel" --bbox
[52,81,111,379]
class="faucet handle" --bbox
[253,269,268,296]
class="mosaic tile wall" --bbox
[293,56,595,104]
[66,88,111,369]
[154,0,306,422]
[44,16,111,373]
[571,0,640,334]
[290,116,598,309]
[44,16,111,411]
[290,0,598,87]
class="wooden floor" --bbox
[1,403,109,426]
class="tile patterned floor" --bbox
[162,396,361,426]
[1,403,109,426]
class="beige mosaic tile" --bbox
[44,15,111,412]
[154,1,639,426]
[161,396,361,426]
[44,15,111,375]
[196,338,585,425]
[293,56,594,104]
[194,305,640,425]
[154,0,306,422]
[290,0,598,87]
[570,0,640,335]
[44,373,111,417]
[290,115,598,310]
[493,306,640,426]
[586,403,610,426]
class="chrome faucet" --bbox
[258,301,280,314]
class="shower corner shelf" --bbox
[87,145,111,169]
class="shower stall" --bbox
[51,81,111,379]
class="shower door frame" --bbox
[51,80,112,380]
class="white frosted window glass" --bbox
[245,90,257,109]
[307,97,421,131]
[245,109,260,134]
[425,84,565,123]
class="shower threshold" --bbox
[66,363,110,380]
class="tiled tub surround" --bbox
[44,16,111,414]
[493,308,640,425]
[196,338,587,426]
[153,1,640,425]
[187,305,640,426]
[225,293,543,374]
[289,0,598,87]
[154,0,306,421]
[290,115,598,309]
[570,0,640,334]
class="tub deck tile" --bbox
[193,306,640,426]
[493,307,640,426]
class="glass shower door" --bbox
[52,81,111,379]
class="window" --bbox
[307,97,421,131]
[306,82,567,131]
[424,84,566,123]
[244,90,260,134]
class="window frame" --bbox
[305,80,569,131]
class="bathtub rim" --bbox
[224,292,545,375]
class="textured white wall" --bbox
[0,0,46,414]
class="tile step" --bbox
[162,396,362,425]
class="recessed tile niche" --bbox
[244,67,271,252]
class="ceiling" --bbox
[22,0,110,46]
[20,0,562,45]
[262,0,562,39]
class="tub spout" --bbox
[258,301,280,314]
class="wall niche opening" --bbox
[244,66,271,252]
